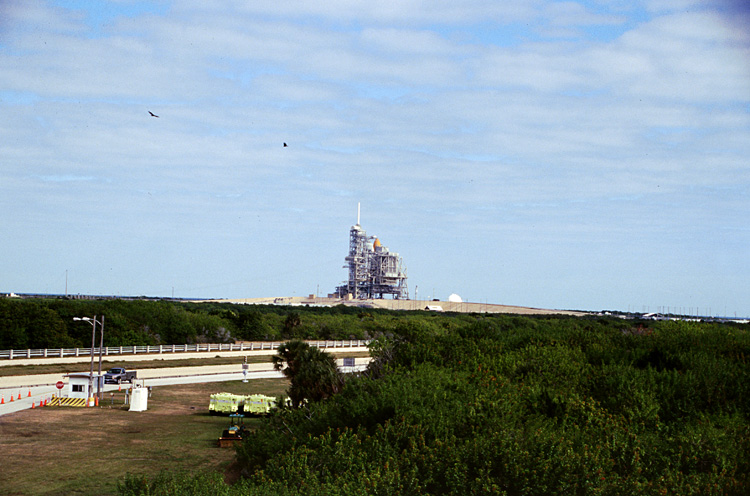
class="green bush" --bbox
[126,316,750,494]
[225,315,750,495]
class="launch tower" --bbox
[335,205,408,300]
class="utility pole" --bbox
[97,315,105,401]
[88,316,96,406]
[74,315,104,406]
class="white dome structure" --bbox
[448,293,463,303]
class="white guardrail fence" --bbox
[0,340,371,360]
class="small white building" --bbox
[64,373,102,400]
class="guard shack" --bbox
[64,372,102,406]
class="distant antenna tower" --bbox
[335,204,408,300]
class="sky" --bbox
[1,0,749,317]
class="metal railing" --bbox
[0,340,370,360]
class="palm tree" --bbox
[273,340,342,407]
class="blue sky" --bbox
[1,0,748,316]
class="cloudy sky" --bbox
[1,0,748,316]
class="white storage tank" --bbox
[129,385,148,412]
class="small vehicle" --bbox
[218,414,247,447]
[103,367,137,384]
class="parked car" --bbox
[103,367,137,384]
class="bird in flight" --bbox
[148,111,159,118]
[283,142,288,147]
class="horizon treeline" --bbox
[0,296,479,350]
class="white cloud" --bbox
[1,1,748,314]
[545,1,627,27]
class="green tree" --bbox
[283,312,301,336]
[272,340,342,407]
[235,310,271,340]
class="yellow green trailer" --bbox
[208,392,278,415]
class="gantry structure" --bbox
[335,205,408,300]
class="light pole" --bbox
[73,315,105,405]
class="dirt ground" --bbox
[0,378,288,496]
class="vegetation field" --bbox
[2,298,750,495]
[122,316,750,496]
[0,378,288,496]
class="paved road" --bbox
[0,360,280,390]
[0,346,366,388]
[0,357,369,417]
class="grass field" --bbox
[0,378,289,496]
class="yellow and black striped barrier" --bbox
[48,397,87,407]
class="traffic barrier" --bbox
[48,397,86,407]
[1,340,370,360]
